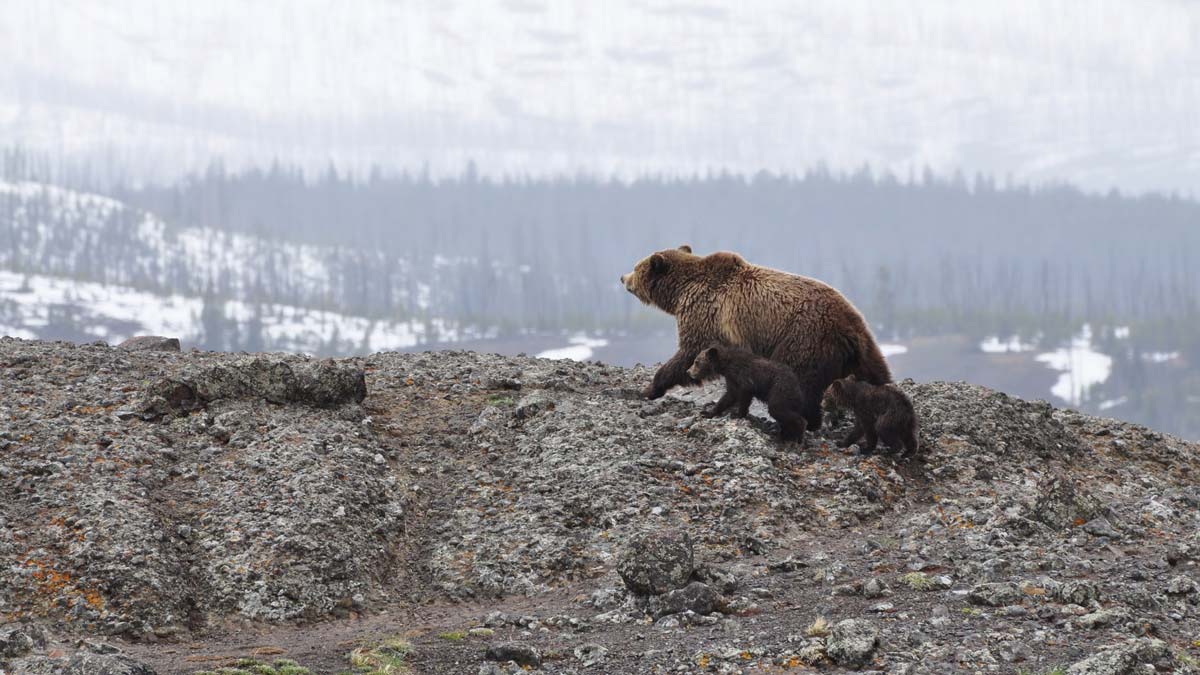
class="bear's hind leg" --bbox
[905,429,919,455]
[769,399,807,445]
[877,413,917,456]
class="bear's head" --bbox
[687,344,722,382]
[821,374,857,411]
[619,245,696,312]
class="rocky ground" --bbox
[1,336,1199,675]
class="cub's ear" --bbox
[845,374,857,382]
[705,346,719,361]
[650,253,669,274]
[678,244,692,254]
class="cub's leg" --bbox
[842,422,864,447]
[703,388,740,418]
[735,393,753,418]
[861,426,879,455]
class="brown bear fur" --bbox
[687,343,808,444]
[823,375,918,455]
[621,245,892,429]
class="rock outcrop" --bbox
[2,337,1200,675]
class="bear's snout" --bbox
[620,273,636,293]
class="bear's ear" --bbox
[705,346,719,361]
[845,374,857,382]
[649,253,669,274]
[678,244,692,254]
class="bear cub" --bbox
[687,343,808,444]
[823,375,919,456]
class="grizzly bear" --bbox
[620,245,891,429]
[687,344,808,444]
[822,375,918,455]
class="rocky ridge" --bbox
[0,337,1198,674]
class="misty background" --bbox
[1,1,1198,438]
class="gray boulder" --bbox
[968,582,1023,607]
[6,652,157,675]
[141,356,367,414]
[1033,475,1106,530]
[617,530,694,595]
[1166,575,1198,595]
[485,642,541,668]
[1065,638,1170,675]
[0,624,44,657]
[117,336,180,352]
[1055,580,1101,606]
[825,618,879,667]
[650,581,721,618]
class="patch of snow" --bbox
[1035,324,1113,406]
[1142,351,1179,363]
[1098,396,1128,411]
[0,270,464,354]
[879,343,907,358]
[1113,326,1131,339]
[980,335,1037,353]
[537,334,609,361]
[0,180,469,318]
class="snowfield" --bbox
[0,270,474,354]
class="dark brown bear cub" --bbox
[823,375,918,456]
[687,344,808,444]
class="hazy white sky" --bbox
[2,0,1198,193]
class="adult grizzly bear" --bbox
[620,245,891,429]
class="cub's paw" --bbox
[700,403,721,418]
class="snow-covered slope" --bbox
[0,180,365,303]
[0,270,482,353]
[2,1,1198,193]
[0,180,519,352]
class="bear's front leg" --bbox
[702,389,739,417]
[643,348,699,399]
[841,422,864,447]
[734,393,753,418]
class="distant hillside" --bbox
[0,180,511,353]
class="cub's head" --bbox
[822,374,857,411]
[620,245,696,313]
[687,344,722,382]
